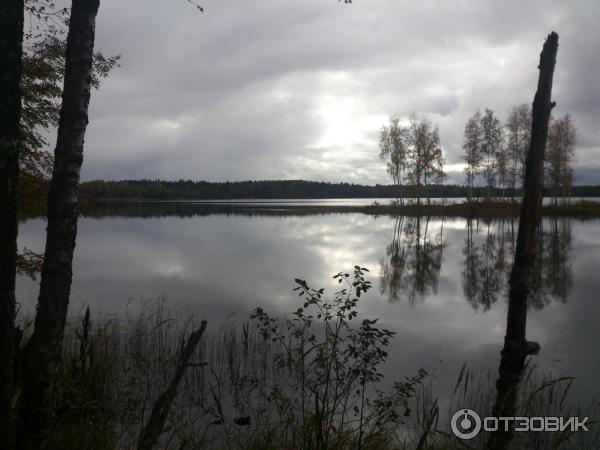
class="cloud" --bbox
[79,0,600,185]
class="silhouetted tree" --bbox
[19,34,118,201]
[0,1,24,446]
[489,31,559,450]
[496,142,509,201]
[18,0,101,447]
[462,111,483,202]
[480,109,503,201]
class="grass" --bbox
[17,302,596,450]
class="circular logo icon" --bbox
[451,408,482,439]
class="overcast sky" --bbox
[80,0,600,185]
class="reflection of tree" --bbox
[528,217,573,309]
[461,217,572,311]
[462,219,506,311]
[462,218,482,308]
[379,216,446,304]
[480,221,501,310]
[379,217,407,302]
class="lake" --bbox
[15,201,600,415]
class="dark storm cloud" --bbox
[80,0,600,184]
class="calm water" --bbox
[16,202,600,413]
[105,196,600,206]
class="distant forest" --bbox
[80,179,600,200]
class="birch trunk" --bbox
[0,0,24,446]
[17,0,100,447]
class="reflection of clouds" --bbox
[15,214,600,410]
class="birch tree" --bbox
[506,103,531,191]
[379,113,445,205]
[546,114,576,205]
[405,113,444,205]
[421,124,444,205]
[18,0,101,447]
[379,116,407,204]
[480,109,503,201]
[462,111,482,202]
[496,142,509,201]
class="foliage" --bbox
[506,103,531,189]
[15,247,44,280]
[76,178,600,203]
[22,298,598,449]
[16,3,120,282]
[496,141,510,199]
[379,117,407,203]
[464,104,578,204]
[404,114,446,204]
[462,111,483,201]
[79,179,466,200]
[479,109,503,200]
[251,266,427,449]
[18,0,120,212]
[546,114,576,205]
[31,267,429,449]
[379,113,446,205]
[20,34,120,181]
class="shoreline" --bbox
[69,199,600,219]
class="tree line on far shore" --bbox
[75,179,600,201]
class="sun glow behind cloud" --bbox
[154,119,182,132]
[313,95,387,151]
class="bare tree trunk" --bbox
[16,1,100,448]
[0,1,24,447]
[488,32,558,450]
[469,178,473,204]
[137,321,207,450]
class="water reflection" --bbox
[462,219,505,311]
[15,206,600,417]
[378,215,573,311]
[529,217,573,309]
[460,217,573,311]
[379,216,446,304]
